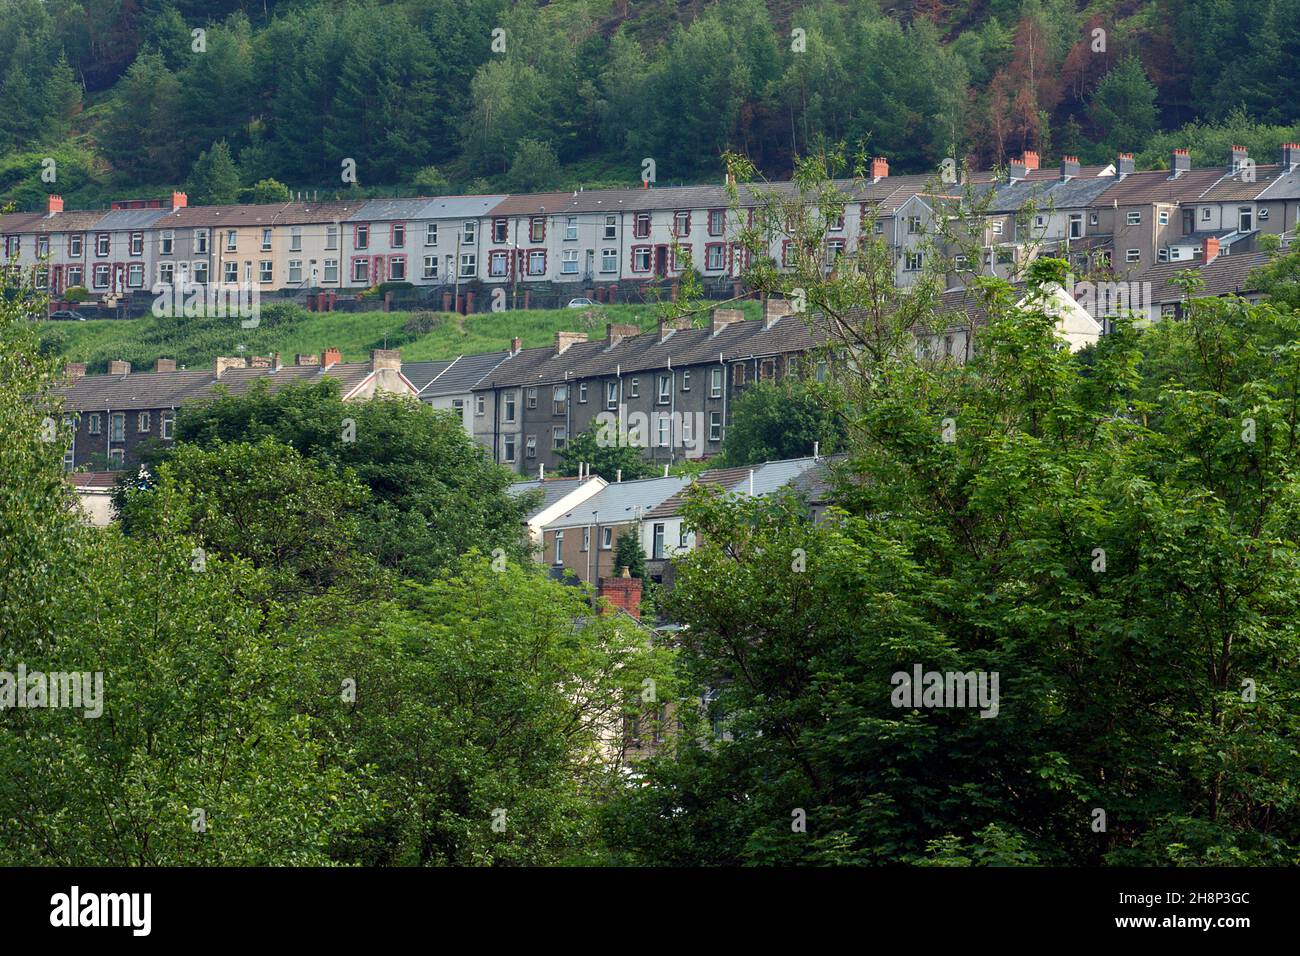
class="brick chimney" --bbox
[764,298,793,329]
[555,331,588,355]
[1203,236,1221,263]
[1116,152,1136,176]
[47,194,63,215]
[656,317,690,343]
[605,322,640,346]
[64,362,86,381]
[598,566,642,620]
[710,308,744,336]
[370,348,401,372]
[1059,156,1080,180]
[322,347,342,366]
[171,191,188,210]
[870,156,889,181]
[108,360,131,375]
[295,353,320,366]
[155,358,176,373]
[1228,145,1249,173]
[1022,150,1040,171]
[1170,148,1191,177]
[1279,143,1300,171]
[248,355,273,369]
[215,356,247,378]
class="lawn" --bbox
[39,299,763,373]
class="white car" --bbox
[566,297,595,308]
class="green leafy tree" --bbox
[187,139,242,205]
[558,424,657,482]
[718,379,842,467]
[246,177,291,203]
[1088,56,1159,152]
[503,139,562,193]
[613,529,646,580]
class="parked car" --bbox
[566,297,595,308]
[49,310,87,321]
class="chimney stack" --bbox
[511,336,522,355]
[370,348,401,372]
[1059,156,1081,180]
[764,298,793,329]
[155,358,176,373]
[598,568,643,620]
[1116,152,1136,177]
[295,353,320,367]
[215,356,247,378]
[555,331,588,355]
[64,362,85,381]
[322,347,342,367]
[605,322,640,346]
[870,156,889,181]
[656,317,690,343]
[710,308,744,336]
[47,194,63,215]
[1280,143,1300,171]
[1170,148,1191,177]
[1228,145,1249,173]
[1022,150,1040,171]
[108,360,131,375]
[1203,236,1221,263]
[171,191,188,210]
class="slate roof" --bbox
[196,362,375,399]
[1135,250,1272,304]
[643,457,820,518]
[94,207,172,231]
[1196,165,1288,202]
[1087,168,1223,206]
[474,314,823,390]
[402,359,457,393]
[508,476,599,519]
[545,475,690,529]
[985,174,1118,213]
[55,369,216,412]
[415,351,510,397]
[25,210,107,234]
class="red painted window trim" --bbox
[351,256,370,282]
[630,244,652,273]
[704,242,726,270]
[388,254,406,280]
[634,213,651,239]
[524,247,547,277]
[492,218,508,243]
[529,216,546,243]
[781,238,794,268]
[707,208,725,236]
[671,243,692,271]
[95,233,110,257]
[391,222,406,248]
[488,249,510,278]
[673,210,691,237]
[354,223,370,250]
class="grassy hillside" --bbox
[39,300,764,374]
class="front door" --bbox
[654,245,668,277]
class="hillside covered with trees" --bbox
[2,0,1299,211]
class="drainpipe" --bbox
[667,355,675,465]
[719,353,728,447]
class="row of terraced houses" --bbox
[5,145,1298,311]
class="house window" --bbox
[1034,214,1046,229]
[707,209,725,236]
[634,213,651,239]
[288,260,303,283]
[323,259,339,283]
[128,264,144,287]
[96,233,110,256]
[1158,248,1169,262]
[760,359,775,381]
[1158,209,1170,226]
[352,258,369,283]
[825,239,846,266]
[904,251,923,271]
[109,413,125,442]
[526,435,537,458]
[290,227,302,251]
[528,250,546,275]
[670,244,691,271]
[526,387,537,409]
[69,234,82,257]
[259,261,273,283]
[606,381,618,408]
[1125,249,1141,263]
[681,413,693,444]
[1126,211,1141,226]
[710,367,723,398]
[462,221,477,245]
[504,434,516,463]
[389,256,406,280]
[658,374,671,404]
[1239,206,1253,232]
[564,217,578,241]
[87,413,101,435]
[907,216,923,234]
[673,211,690,237]
[354,225,369,250]
[423,255,439,279]
[68,265,82,287]
[706,244,726,271]
[193,261,208,283]
[734,364,746,385]
[652,523,666,559]
[161,411,175,440]
[601,249,617,272]
[35,236,49,258]
[158,262,174,285]
[392,223,405,248]
[582,527,590,551]
[93,264,110,288]
[488,218,505,244]
[529,217,545,243]
[632,246,651,272]
[628,378,639,398]
[602,527,613,549]
[108,448,124,469]
[681,370,690,391]
[603,215,617,240]
[553,530,564,564]
[1201,207,1212,221]
[561,250,578,275]
[578,382,588,403]
[130,232,144,255]
[990,222,1003,237]
[553,385,567,415]
[1068,214,1083,239]
[489,251,509,277]
[223,262,238,283]
[225,230,237,251]
[828,211,845,232]
[953,254,968,270]
[552,425,567,450]
[137,411,150,432]
[709,412,722,441]
[657,415,671,447]
[325,225,338,250]
[425,223,438,246]
[459,253,476,277]
[1260,207,1270,220]
[476,394,486,416]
